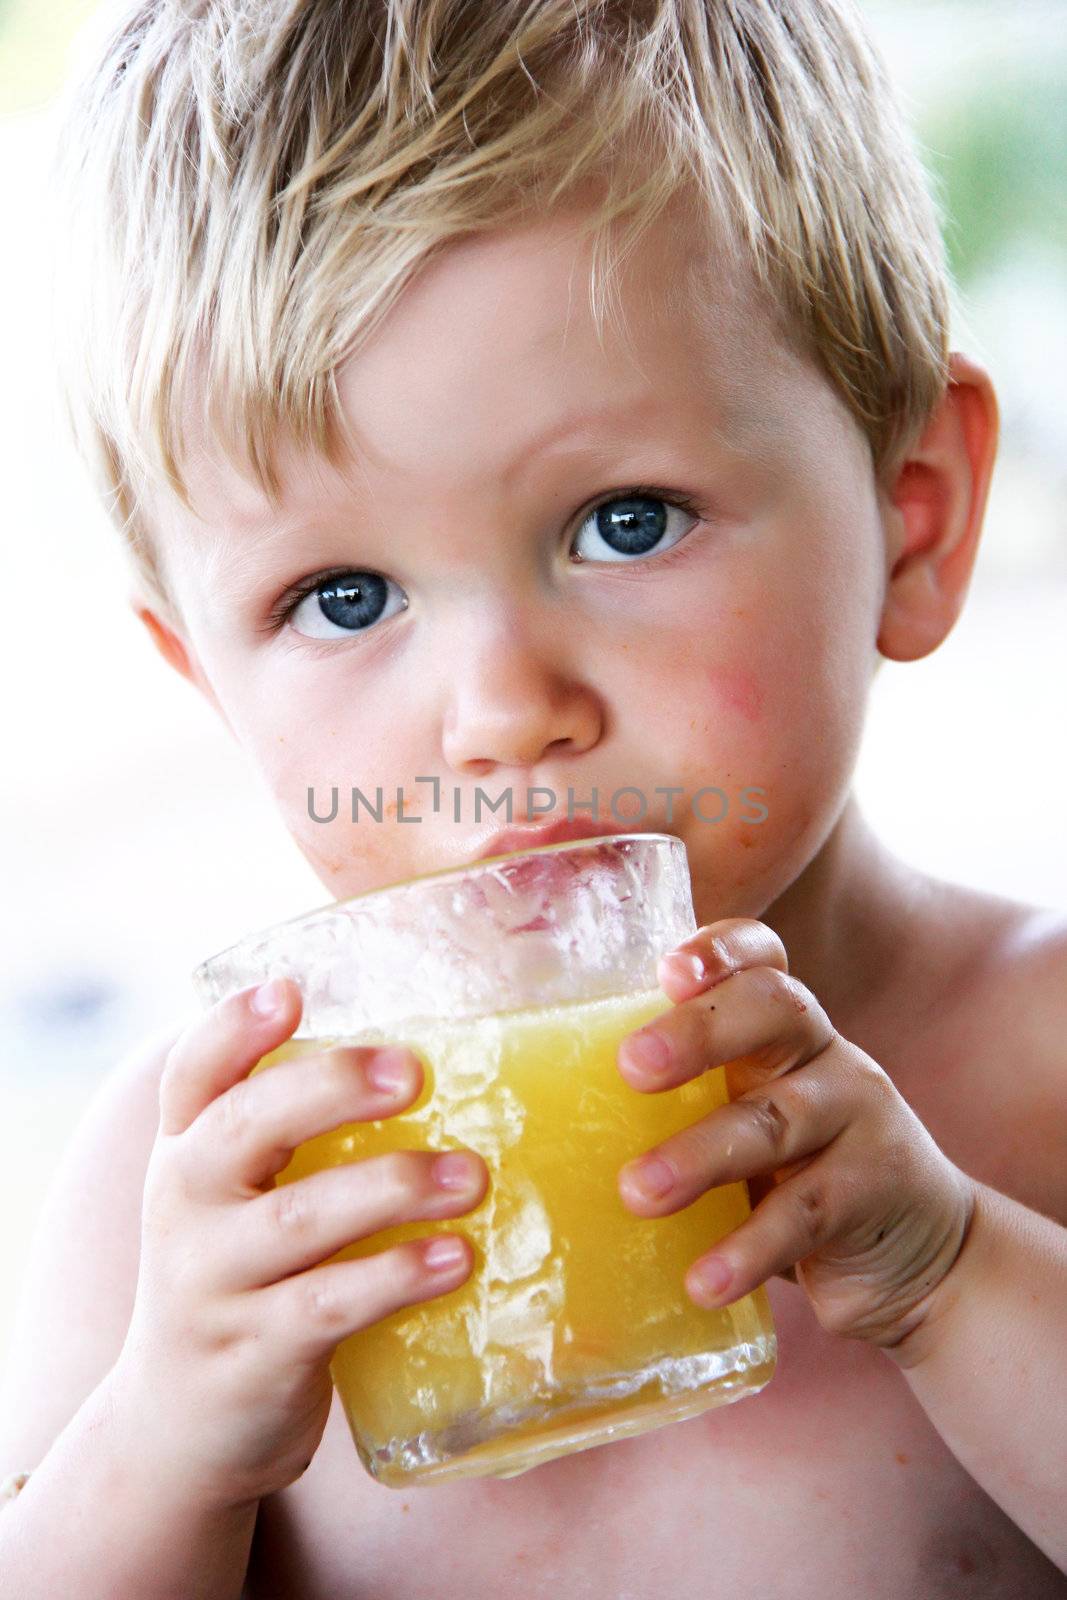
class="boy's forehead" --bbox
[158,199,816,572]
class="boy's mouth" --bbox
[471,816,646,863]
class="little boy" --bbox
[1,1,1065,1595]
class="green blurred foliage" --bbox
[920,62,1067,283]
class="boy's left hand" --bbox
[617,918,976,1349]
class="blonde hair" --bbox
[51,0,952,618]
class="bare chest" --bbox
[246,1278,1063,1600]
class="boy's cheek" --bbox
[241,719,438,896]
[683,792,827,927]
[277,779,445,900]
[701,664,765,724]
[667,694,862,922]
[293,819,407,897]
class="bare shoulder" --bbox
[911,877,1067,1217]
[940,883,1067,1056]
[0,1018,183,1476]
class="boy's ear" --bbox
[130,594,234,734]
[876,352,999,662]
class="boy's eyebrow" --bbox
[213,394,665,536]
[500,387,750,488]
[500,394,680,486]
[207,387,741,554]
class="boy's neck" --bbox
[758,793,928,1036]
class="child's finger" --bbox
[158,978,302,1137]
[683,1154,843,1308]
[181,1043,423,1199]
[618,1052,851,1213]
[657,917,788,1002]
[620,962,834,1092]
[260,1234,477,1364]
[226,1146,487,1290]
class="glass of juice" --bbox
[192,833,776,1487]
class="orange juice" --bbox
[255,985,776,1485]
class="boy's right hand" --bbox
[108,977,487,1510]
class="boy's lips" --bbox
[470,816,639,863]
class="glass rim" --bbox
[193,830,683,983]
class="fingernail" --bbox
[691,1256,732,1303]
[424,1236,466,1271]
[664,951,706,985]
[626,1029,671,1075]
[366,1048,414,1093]
[626,1154,676,1199]
[432,1152,479,1191]
[250,978,288,1017]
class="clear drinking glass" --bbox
[192,833,777,1487]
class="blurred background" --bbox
[1,0,1065,1376]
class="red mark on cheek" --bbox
[704,666,764,723]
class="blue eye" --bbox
[273,485,704,640]
[571,489,700,564]
[289,571,407,639]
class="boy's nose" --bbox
[439,629,603,775]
